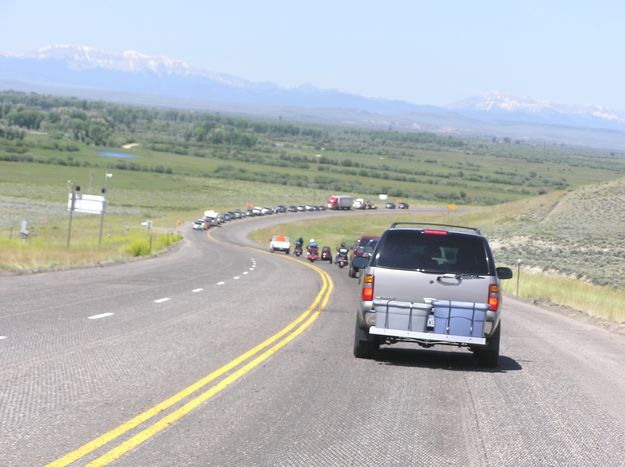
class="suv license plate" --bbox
[427,315,435,329]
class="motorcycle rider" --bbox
[295,237,304,249]
[336,241,349,262]
[307,238,318,253]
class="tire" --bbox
[349,266,355,278]
[353,318,376,359]
[285,250,290,255]
[476,322,501,368]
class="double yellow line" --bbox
[48,256,333,466]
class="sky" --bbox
[1,0,624,109]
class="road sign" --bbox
[68,194,105,214]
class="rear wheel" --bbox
[353,318,377,359]
[476,322,501,368]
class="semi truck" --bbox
[327,195,353,210]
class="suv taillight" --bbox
[488,284,499,311]
[362,274,375,301]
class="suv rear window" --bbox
[372,230,490,275]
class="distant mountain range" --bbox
[1,45,624,150]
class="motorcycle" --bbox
[307,245,319,262]
[294,245,303,256]
[336,248,349,268]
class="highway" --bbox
[1,210,624,466]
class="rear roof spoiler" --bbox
[389,222,481,235]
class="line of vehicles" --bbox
[326,195,409,210]
[192,204,329,231]
[198,196,510,367]
[193,194,409,230]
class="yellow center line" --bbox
[48,240,333,467]
[89,309,325,465]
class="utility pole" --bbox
[98,173,112,246]
[516,259,522,296]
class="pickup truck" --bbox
[269,235,291,254]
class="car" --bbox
[353,222,513,367]
[287,205,298,213]
[192,219,208,230]
[269,234,291,254]
[296,205,306,212]
[321,246,333,263]
[385,202,396,209]
[349,235,380,278]
[305,205,315,211]
[260,207,273,215]
[274,205,287,213]
[398,202,409,209]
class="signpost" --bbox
[66,182,79,248]
[98,173,113,245]
[141,220,153,252]
[66,173,112,248]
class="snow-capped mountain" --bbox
[1,46,625,149]
[0,45,436,114]
[449,91,625,129]
[10,45,249,86]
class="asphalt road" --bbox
[1,210,624,466]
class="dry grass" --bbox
[501,269,625,323]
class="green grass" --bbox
[501,269,625,323]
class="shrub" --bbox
[125,240,150,257]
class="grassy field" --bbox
[2,91,625,324]
[3,91,625,209]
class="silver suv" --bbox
[354,223,512,367]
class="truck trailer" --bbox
[327,195,353,210]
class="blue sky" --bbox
[1,0,624,108]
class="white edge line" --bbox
[249,267,254,271]
[217,281,225,285]
[154,298,170,304]
[88,313,114,320]
[192,288,203,293]
[243,271,248,275]
[0,336,7,340]
[233,276,240,280]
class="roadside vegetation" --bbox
[1,90,625,324]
